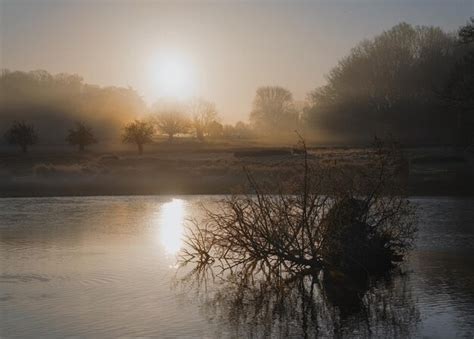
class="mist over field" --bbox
[1,21,473,146]
[1,17,473,197]
[0,70,146,143]
[1,1,474,338]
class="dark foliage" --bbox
[4,121,39,153]
[305,23,469,145]
[442,18,474,146]
[458,17,474,44]
[66,122,97,151]
[121,120,154,155]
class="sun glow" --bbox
[158,198,185,255]
[151,54,195,99]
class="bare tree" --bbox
[66,122,97,151]
[154,110,189,141]
[4,120,38,153]
[189,98,219,141]
[180,137,416,282]
[122,120,154,155]
[250,86,298,137]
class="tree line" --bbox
[2,99,255,154]
[304,20,474,145]
[247,20,473,145]
[2,20,473,148]
[0,70,145,143]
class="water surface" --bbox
[1,196,473,337]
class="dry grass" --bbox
[0,142,472,196]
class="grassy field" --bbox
[1,141,473,197]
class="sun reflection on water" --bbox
[158,198,185,255]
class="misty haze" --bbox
[1,0,473,338]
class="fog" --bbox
[1,21,473,146]
[1,0,470,122]
[1,2,474,338]
[0,70,146,143]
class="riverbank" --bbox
[1,144,473,197]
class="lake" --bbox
[1,196,473,337]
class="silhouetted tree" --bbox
[66,122,97,151]
[4,121,39,153]
[305,23,460,144]
[122,120,154,155]
[180,137,416,280]
[459,17,474,44]
[154,110,189,141]
[189,98,219,141]
[250,86,299,137]
[443,18,474,145]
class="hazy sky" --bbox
[1,0,472,122]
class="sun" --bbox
[152,54,195,99]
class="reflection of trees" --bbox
[177,138,418,336]
[180,138,415,282]
[178,268,419,338]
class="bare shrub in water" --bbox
[180,137,416,281]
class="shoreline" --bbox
[1,186,473,199]
[1,145,472,198]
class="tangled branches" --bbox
[179,137,416,283]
